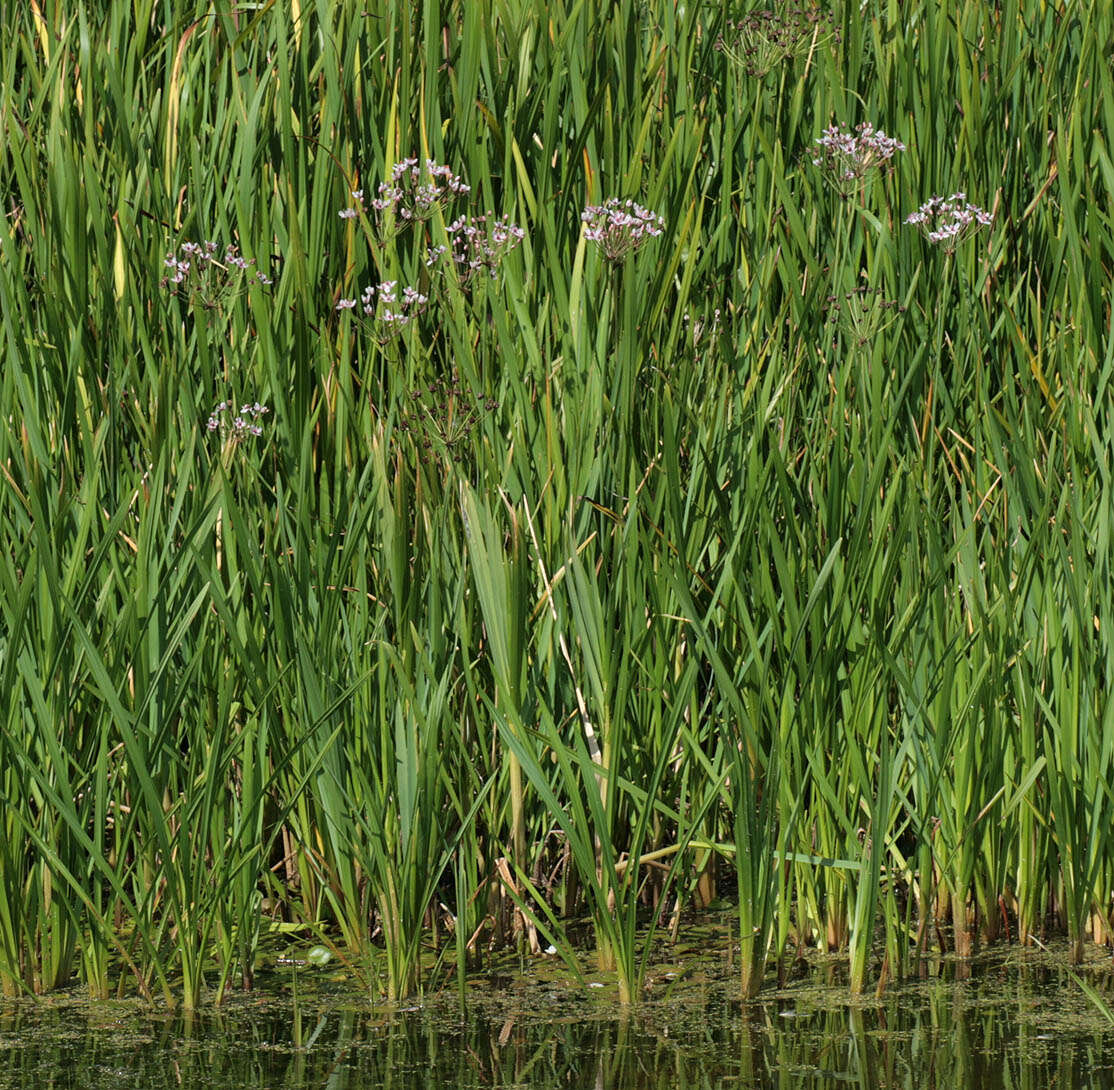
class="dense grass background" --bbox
[1,0,1113,1007]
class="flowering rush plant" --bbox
[905,193,992,252]
[811,123,905,197]
[161,240,273,311]
[339,159,470,231]
[335,280,429,343]
[581,198,665,262]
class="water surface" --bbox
[2,950,1112,1088]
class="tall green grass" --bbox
[2,0,1113,1006]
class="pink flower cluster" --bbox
[905,193,993,252]
[339,160,470,228]
[811,123,905,196]
[161,241,273,308]
[207,401,269,440]
[426,214,526,284]
[335,280,429,342]
[335,158,527,339]
[581,198,665,262]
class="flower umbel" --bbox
[905,193,993,253]
[161,241,273,312]
[826,286,906,347]
[811,123,905,197]
[341,160,470,232]
[207,401,269,441]
[581,199,665,262]
[335,280,429,344]
[715,6,840,78]
[427,213,525,285]
[397,372,498,469]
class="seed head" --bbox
[825,286,906,347]
[717,6,840,78]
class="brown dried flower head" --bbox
[716,6,840,78]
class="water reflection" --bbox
[0,976,1112,1089]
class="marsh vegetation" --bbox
[1,0,1113,1011]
